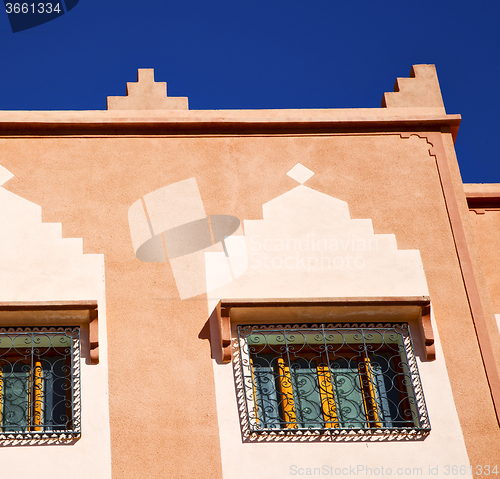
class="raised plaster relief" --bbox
[0,167,103,302]
[129,164,429,305]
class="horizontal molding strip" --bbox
[0,114,461,139]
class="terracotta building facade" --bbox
[0,64,498,478]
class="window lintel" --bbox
[215,296,434,363]
[0,300,99,364]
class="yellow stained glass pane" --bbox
[0,367,3,426]
[277,358,297,428]
[317,365,338,428]
[33,361,43,431]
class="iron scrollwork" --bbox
[0,326,80,440]
[237,322,430,439]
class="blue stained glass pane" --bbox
[253,366,280,429]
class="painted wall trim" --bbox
[408,132,500,426]
[0,300,99,364]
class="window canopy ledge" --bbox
[0,300,99,364]
[215,296,434,363]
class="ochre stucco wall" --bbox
[0,184,112,479]
[0,121,498,477]
[468,210,500,315]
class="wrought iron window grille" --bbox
[236,322,430,440]
[0,326,80,441]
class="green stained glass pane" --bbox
[3,370,29,432]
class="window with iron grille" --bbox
[0,327,80,438]
[237,323,430,437]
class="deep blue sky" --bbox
[0,1,498,183]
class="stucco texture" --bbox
[0,127,498,477]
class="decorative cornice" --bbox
[382,65,445,110]
[463,184,500,212]
[0,113,461,141]
[107,69,188,111]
